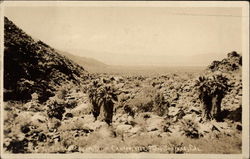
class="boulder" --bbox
[31,113,47,124]
[168,107,180,116]
[84,121,107,131]
[83,115,95,123]
[198,122,212,135]
[70,103,92,116]
[188,106,201,115]
[169,124,183,137]
[126,116,134,125]
[116,124,133,134]
[97,124,114,138]
[67,145,78,152]
[148,131,161,137]
[146,116,165,132]
[118,114,129,123]
[128,126,142,134]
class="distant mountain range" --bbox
[57,50,108,73]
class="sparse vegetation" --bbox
[3,17,242,154]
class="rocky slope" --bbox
[208,51,242,73]
[4,17,89,102]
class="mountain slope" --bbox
[4,17,89,102]
[57,50,108,72]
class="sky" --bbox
[4,6,242,66]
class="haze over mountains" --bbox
[5,7,242,67]
[57,50,108,72]
[58,50,206,75]
[57,48,227,67]
[4,15,241,77]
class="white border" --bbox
[0,2,4,158]
[1,1,249,159]
[1,1,249,8]
[241,3,249,159]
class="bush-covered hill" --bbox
[4,17,89,102]
[208,51,242,73]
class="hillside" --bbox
[208,51,242,73]
[4,17,89,102]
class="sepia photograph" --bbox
[0,1,249,159]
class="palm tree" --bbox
[87,80,118,124]
[195,73,231,121]
[96,85,118,124]
[87,80,102,119]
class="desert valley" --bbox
[3,17,242,154]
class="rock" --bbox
[31,113,47,123]
[112,113,122,123]
[97,124,114,138]
[188,106,201,114]
[126,116,134,125]
[118,114,129,123]
[38,133,47,142]
[142,113,151,119]
[182,114,194,120]
[169,125,183,137]
[236,123,242,131]
[211,121,230,133]
[70,103,92,116]
[146,117,165,132]
[64,112,73,119]
[85,121,107,131]
[183,85,190,91]
[183,114,201,123]
[168,107,180,116]
[159,132,170,138]
[129,126,142,134]
[198,122,212,134]
[47,118,61,130]
[83,115,95,123]
[67,145,78,152]
[116,124,133,134]
[148,131,161,137]
[176,109,186,120]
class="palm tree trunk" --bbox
[98,101,114,125]
[98,103,106,122]
[211,94,223,121]
[201,94,212,120]
[105,101,114,124]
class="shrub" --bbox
[45,84,79,120]
[180,118,200,139]
[152,92,169,116]
[125,86,158,113]
[46,96,66,120]
[126,93,154,113]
